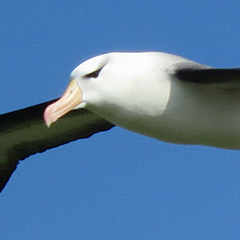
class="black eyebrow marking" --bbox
[83,69,102,79]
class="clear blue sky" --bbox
[1,1,240,239]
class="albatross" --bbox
[1,51,240,192]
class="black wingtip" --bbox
[0,162,18,193]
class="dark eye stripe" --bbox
[84,69,102,79]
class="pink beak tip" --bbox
[43,105,53,128]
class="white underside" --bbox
[92,79,240,150]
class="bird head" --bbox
[43,52,171,127]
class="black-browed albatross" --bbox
[1,51,240,192]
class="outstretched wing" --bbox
[172,62,240,84]
[0,99,114,192]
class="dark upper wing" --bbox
[0,99,114,192]
[170,62,240,84]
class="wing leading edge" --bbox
[172,63,240,84]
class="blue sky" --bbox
[1,1,240,239]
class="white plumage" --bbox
[45,52,240,149]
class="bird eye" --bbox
[84,69,102,79]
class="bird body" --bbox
[47,52,240,149]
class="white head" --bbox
[44,52,172,128]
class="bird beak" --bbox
[44,79,82,127]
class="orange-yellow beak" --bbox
[43,79,82,127]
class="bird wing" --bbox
[170,62,240,84]
[0,99,114,192]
